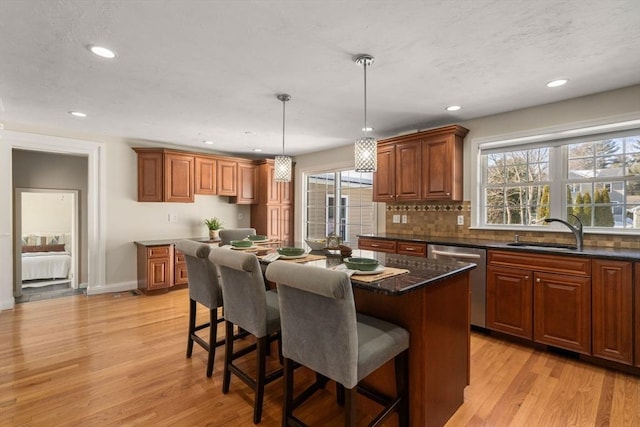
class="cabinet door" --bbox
[146,246,172,290]
[232,161,257,204]
[266,163,281,203]
[372,144,396,202]
[486,265,533,339]
[592,259,633,364]
[533,271,591,354]
[194,156,217,195]
[164,153,194,202]
[137,151,163,202]
[174,250,188,286]
[280,205,293,246]
[635,262,640,368]
[395,140,422,201]
[266,205,281,241]
[217,160,237,196]
[280,179,293,204]
[422,134,463,200]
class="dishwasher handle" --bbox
[430,249,481,260]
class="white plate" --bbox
[350,265,385,275]
[278,253,308,260]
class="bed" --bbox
[21,233,72,282]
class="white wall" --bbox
[22,192,73,235]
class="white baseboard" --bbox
[86,281,137,296]
[0,298,15,311]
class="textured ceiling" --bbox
[1,0,639,157]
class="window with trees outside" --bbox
[305,170,375,244]
[479,128,640,231]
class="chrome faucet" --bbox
[544,214,583,251]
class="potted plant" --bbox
[204,217,223,240]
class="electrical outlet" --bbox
[168,213,178,223]
[401,214,407,224]
[392,214,400,223]
[457,215,464,225]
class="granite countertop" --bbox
[360,233,640,261]
[134,237,219,246]
[263,251,476,296]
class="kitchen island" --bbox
[265,251,476,427]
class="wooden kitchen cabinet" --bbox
[217,159,238,196]
[487,265,533,339]
[229,160,257,204]
[397,241,427,257]
[373,139,422,202]
[136,243,190,293]
[533,271,591,355]
[250,160,294,245]
[591,259,633,365]
[358,237,397,253]
[487,250,592,353]
[194,155,217,195]
[134,148,194,202]
[421,127,467,201]
[373,124,468,202]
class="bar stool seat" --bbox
[265,261,410,427]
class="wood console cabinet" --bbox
[134,148,194,202]
[373,125,468,202]
[487,250,592,354]
[592,259,633,365]
[135,243,190,292]
[250,160,293,245]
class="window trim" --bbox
[471,117,640,234]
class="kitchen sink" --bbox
[506,242,578,251]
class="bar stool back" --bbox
[265,261,410,427]
[218,228,257,246]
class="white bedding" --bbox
[22,251,71,281]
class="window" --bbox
[305,169,375,244]
[479,126,640,232]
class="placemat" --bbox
[350,267,409,283]
[284,253,327,263]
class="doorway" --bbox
[14,189,80,300]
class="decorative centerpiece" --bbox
[204,217,223,240]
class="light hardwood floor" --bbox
[1,289,638,426]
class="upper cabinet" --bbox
[251,159,294,245]
[373,125,469,202]
[194,155,217,195]
[134,148,194,203]
[229,160,258,204]
[216,159,238,196]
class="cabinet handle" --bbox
[406,247,415,251]
[524,276,529,279]
[536,278,540,282]
[371,243,380,247]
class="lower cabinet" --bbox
[358,237,426,256]
[136,243,189,292]
[486,265,533,339]
[635,262,640,368]
[487,250,592,355]
[592,259,633,365]
[533,271,591,355]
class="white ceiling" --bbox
[1,0,639,157]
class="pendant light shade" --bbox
[274,94,292,182]
[354,54,377,173]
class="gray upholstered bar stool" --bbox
[175,239,225,378]
[218,228,257,246]
[265,261,410,427]
[209,248,283,424]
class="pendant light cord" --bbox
[363,61,368,137]
[282,98,286,156]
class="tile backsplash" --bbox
[385,201,640,250]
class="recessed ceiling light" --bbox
[362,127,374,132]
[88,45,116,59]
[203,140,214,145]
[546,79,568,88]
[446,105,461,112]
[253,148,263,152]
[69,111,87,118]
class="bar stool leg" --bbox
[344,387,357,426]
[282,357,294,427]
[186,299,196,358]
[395,350,409,427]
[206,308,218,377]
[222,321,234,393]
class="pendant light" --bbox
[354,54,377,172]
[274,94,292,182]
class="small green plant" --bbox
[204,217,224,230]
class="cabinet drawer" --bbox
[358,238,397,253]
[148,245,171,258]
[488,250,590,276]
[397,241,427,257]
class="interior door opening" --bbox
[14,188,80,297]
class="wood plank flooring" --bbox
[1,289,638,426]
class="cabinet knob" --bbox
[536,278,541,282]
[525,276,529,280]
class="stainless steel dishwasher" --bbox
[427,244,487,328]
